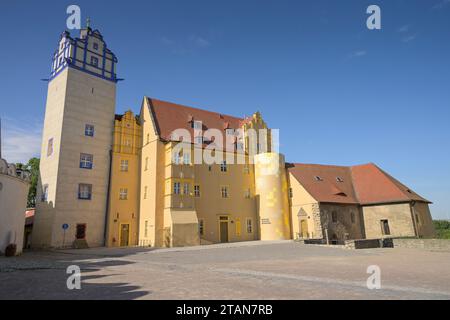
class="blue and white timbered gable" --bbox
[50,28,118,82]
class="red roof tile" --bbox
[289,163,430,205]
[147,97,244,150]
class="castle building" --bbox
[33,27,435,249]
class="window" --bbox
[199,219,204,236]
[194,136,203,144]
[173,152,181,165]
[144,221,148,238]
[124,139,131,147]
[315,176,323,181]
[41,185,49,202]
[332,211,338,223]
[226,128,234,135]
[351,212,355,224]
[174,182,181,195]
[145,157,149,170]
[220,161,227,172]
[85,124,94,137]
[192,121,202,129]
[76,224,87,240]
[80,153,93,169]
[208,165,212,172]
[144,186,148,199]
[236,142,244,151]
[244,188,251,199]
[194,185,200,197]
[47,138,54,157]
[289,188,293,198]
[381,220,391,236]
[120,160,129,172]
[93,42,99,50]
[221,186,229,198]
[119,188,128,200]
[183,153,190,165]
[415,214,420,225]
[146,133,150,144]
[78,184,92,200]
[243,165,250,174]
[91,56,99,67]
[246,218,253,234]
[336,177,344,183]
[183,183,190,195]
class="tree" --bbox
[25,158,40,208]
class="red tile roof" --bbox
[288,163,430,205]
[147,97,244,149]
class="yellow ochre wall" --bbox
[254,153,291,241]
[106,111,141,247]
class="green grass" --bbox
[433,220,450,239]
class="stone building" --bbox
[32,26,435,249]
[288,163,436,243]
[0,158,30,255]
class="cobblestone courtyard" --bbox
[1,241,450,300]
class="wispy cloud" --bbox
[1,117,42,164]
[397,24,410,33]
[188,35,210,48]
[432,0,450,9]
[161,34,211,54]
[349,50,367,58]
[402,34,417,43]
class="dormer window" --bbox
[192,121,202,130]
[314,176,323,181]
[336,177,344,182]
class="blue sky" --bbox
[0,0,449,219]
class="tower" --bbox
[33,26,118,248]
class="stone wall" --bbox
[393,238,450,252]
[319,203,364,242]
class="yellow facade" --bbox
[106,110,141,247]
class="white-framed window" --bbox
[91,56,99,67]
[199,219,205,236]
[78,184,92,200]
[120,160,129,172]
[192,121,202,129]
[80,153,93,169]
[183,153,190,165]
[194,185,200,197]
[119,188,128,200]
[244,188,251,199]
[174,182,181,195]
[220,161,227,172]
[183,183,190,195]
[246,218,253,234]
[85,124,94,137]
[173,152,181,165]
[194,136,203,144]
[221,186,229,198]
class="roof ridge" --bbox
[146,97,244,121]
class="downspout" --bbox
[103,148,113,246]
